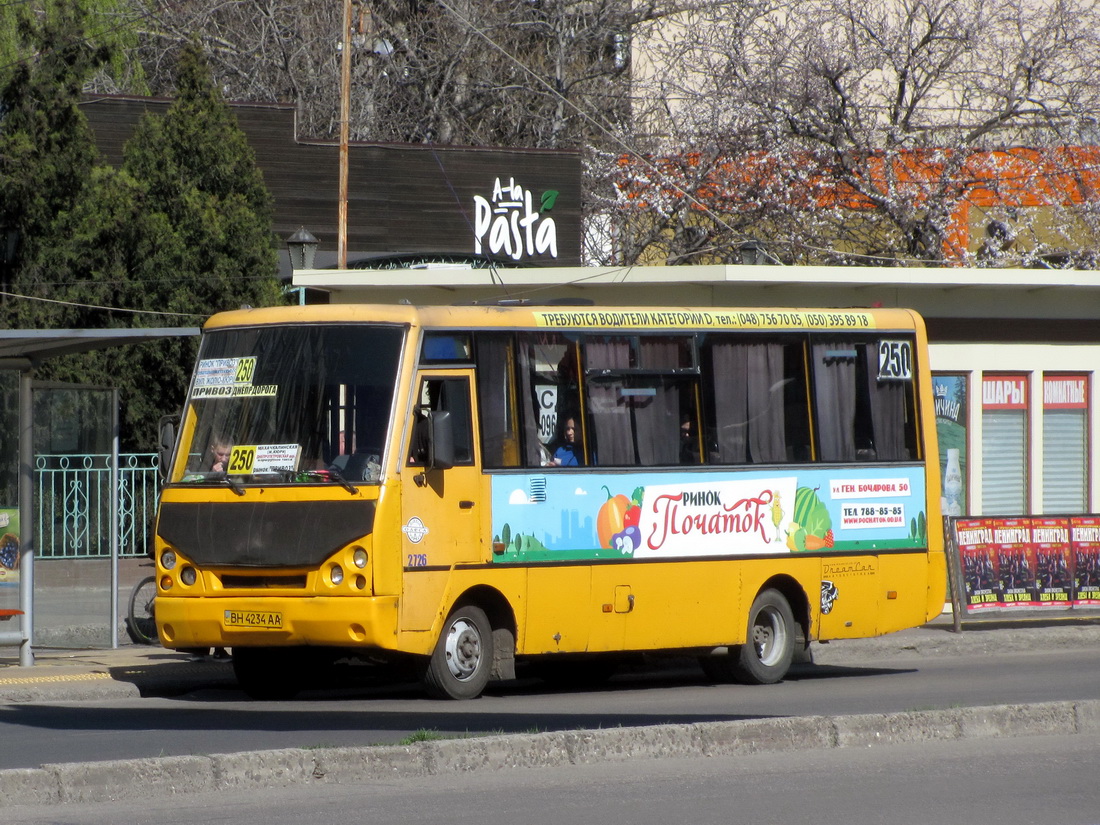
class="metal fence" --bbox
[34,453,159,559]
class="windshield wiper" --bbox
[298,469,359,496]
[326,468,359,495]
[222,474,246,496]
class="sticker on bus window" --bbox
[877,340,913,381]
[226,444,301,475]
[193,357,278,398]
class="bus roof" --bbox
[202,303,926,334]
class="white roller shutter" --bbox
[982,409,1027,514]
[1042,411,1087,514]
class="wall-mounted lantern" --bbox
[286,227,319,271]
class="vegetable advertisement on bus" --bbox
[491,467,927,562]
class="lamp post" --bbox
[286,227,319,271]
[338,0,353,269]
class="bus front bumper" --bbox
[155,594,400,650]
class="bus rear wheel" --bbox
[699,589,795,686]
[423,604,493,700]
[735,589,795,685]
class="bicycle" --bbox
[126,574,158,645]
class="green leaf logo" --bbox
[540,190,559,213]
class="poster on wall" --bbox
[1071,516,1100,606]
[995,517,1038,608]
[955,518,1000,610]
[0,508,19,588]
[933,374,967,516]
[1032,518,1073,607]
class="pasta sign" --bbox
[473,176,559,261]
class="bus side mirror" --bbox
[157,414,178,482]
[428,410,455,470]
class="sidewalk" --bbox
[0,645,236,702]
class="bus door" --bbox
[398,371,484,631]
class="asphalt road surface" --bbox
[0,622,1098,771]
[7,732,1100,825]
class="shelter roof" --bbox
[0,328,200,368]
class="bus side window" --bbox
[702,338,806,465]
[811,339,914,462]
[474,334,523,468]
[408,376,474,466]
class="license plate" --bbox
[223,609,283,629]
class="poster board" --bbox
[948,515,1100,614]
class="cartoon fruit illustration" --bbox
[597,486,632,549]
[770,490,783,540]
[612,525,642,554]
[787,487,832,552]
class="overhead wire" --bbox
[0,289,207,320]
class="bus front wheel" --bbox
[734,589,795,685]
[423,604,494,700]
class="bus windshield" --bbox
[174,324,404,485]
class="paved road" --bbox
[8,733,1100,825]
[2,640,1099,772]
[1,617,1099,808]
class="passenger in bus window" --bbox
[205,436,232,473]
[680,415,701,464]
[548,415,582,466]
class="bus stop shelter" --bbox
[0,328,200,666]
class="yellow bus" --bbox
[154,303,946,699]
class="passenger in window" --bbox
[680,415,701,464]
[205,436,232,473]
[548,415,582,466]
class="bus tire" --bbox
[233,648,303,701]
[423,604,493,700]
[733,588,795,685]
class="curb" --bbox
[3,698,1099,807]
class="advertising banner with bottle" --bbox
[950,515,1100,612]
[933,374,967,516]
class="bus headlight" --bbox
[330,564,344,585]
[180,566,197,586]
[352,547,368,569]
[161,549,177,570]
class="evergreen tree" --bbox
[2,24,285,450]
[0,3,110,324]
[121,42,284,318]
[0,1,147,94]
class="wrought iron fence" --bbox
[34,453,159,559]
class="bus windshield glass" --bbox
[175,324,404,485]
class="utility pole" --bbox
[338,0,353,269]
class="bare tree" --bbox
[617,0,1100,266]
[130,0,653,150]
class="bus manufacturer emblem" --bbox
[402,517,429,544]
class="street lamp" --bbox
[738,240,776,265]
[286,227,319,271]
